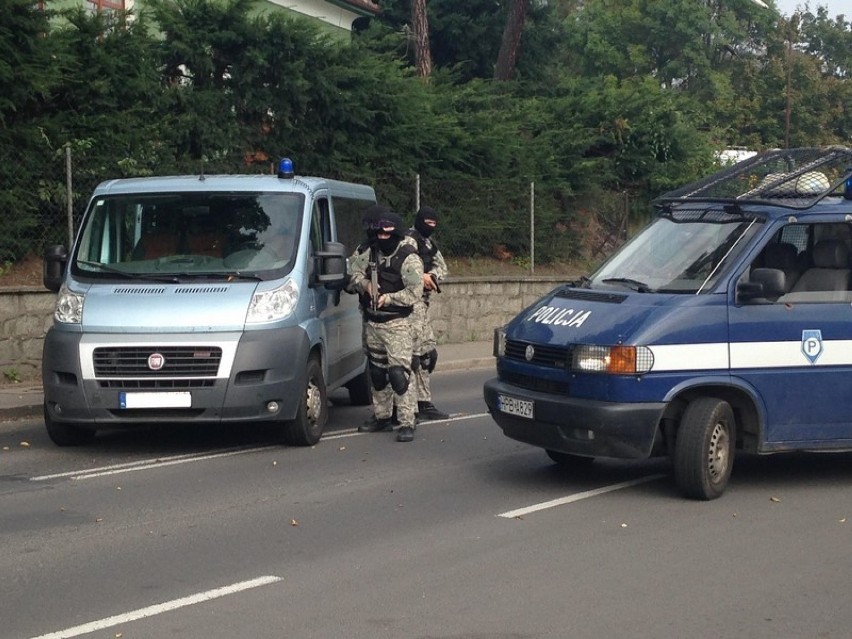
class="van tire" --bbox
[44,404,96,446]
[546,449,594,468]
[345,370,372,406]
[674,397,735,500]
[283,356,328,446]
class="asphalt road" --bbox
[3,368,852,639]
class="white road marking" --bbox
[30,446,269,481]
[30,412,489,481]
[498,474,667,518]
[28,575,282,639]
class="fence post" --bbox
[530,181,535,274]
[65,144,74,249]
[415,173,420,213]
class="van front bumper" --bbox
[42,327,311,428]
[483,377,666,459]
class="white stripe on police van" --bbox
[648,340,852,372]
[729,340,852,369]
[648,343,728,372]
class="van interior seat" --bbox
[187,232,227,258]
[789,239,851,293]
[762,242,801,292]
[133,233,179,260]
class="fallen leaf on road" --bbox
[20,441,30,448]
[290,519,299,527]
[770,497,781,503]
[620,523,628,528]
[840,518,847,523]
[339,446,346,451]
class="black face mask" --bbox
[415,218,435,238]
[377,235,401,254]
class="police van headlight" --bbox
[247,279,299,323]
[494,327,507,357]
[572,344,653,375]
[55,283,84,324]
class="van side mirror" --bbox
[737,267,785,303]
[43,245,68,293]
[313,241,346,287]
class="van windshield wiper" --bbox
[77,260,179,283]
[601,277,654,293]
[163,271,265,282]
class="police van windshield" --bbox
[590,210,763,293]
[72,192,305,282]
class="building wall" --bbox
[0,277,567,382]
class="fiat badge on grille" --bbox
[147,353,165,371]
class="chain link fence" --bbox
[0,146,636,283]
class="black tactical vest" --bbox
[364,244,417,323]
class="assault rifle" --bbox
[369,247,380,311]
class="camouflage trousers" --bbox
[411,298,436,402]
[364,316,416,428]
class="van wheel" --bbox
[44,404,96,446]
[345,370,372,406]
[283,356,327,446]
[674,397,735,500]
[546,449,595,468]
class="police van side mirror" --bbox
[312,241,346,287]
[43,245,68,293]
[737,267,785,303]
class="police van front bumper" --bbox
[483,378,665,459]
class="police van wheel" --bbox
[283,357,328,446]
[546,449,595,468]
[674,398,735,500]
[345,370,372,406]
[44,404,96,447]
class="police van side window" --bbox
[309,197,332,254]
[333,196,370,255]
[752,223,852,303]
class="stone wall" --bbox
[0,276,569,382]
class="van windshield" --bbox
[71,192,305,281]
[590,209,763,293]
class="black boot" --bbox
[417,401,449,420]
[358,416,394,433]
[396,426,415,442]
[391,405,400,425]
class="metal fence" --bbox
[0,145,634,279]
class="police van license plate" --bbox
[498,394,534,419]
[119,392,191,409]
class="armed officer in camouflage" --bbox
[348,208,423,442]
[407,206,449,420]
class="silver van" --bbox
[42,160,374,446]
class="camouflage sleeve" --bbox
[429,247,448,281]
[346,246,370,295]
[385,253,423,308]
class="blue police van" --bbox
[484,146,852,500]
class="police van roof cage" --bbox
[655,146,852,212]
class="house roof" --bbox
[329,0,380,16]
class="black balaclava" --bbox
[376,211,405,255]
[362,204,390,245]
[415,206,439,238]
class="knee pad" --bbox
[388,366,410,395]
[369,363,388,390]
[425,348,438,373]
[411,354,421,372]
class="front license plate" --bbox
[497,394,534,419]
[119,391,192,409]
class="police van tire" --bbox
[345,370,372,406]
[283,356,328,446]
[674,397,735,500]
[44,404,96,447]
[546,449,595,468]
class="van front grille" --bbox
[505,339,572,368]
[93,346,222,377]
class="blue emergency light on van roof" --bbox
[277,157,295,179]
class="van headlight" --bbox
[55,283,84,324]
[247,279,300,323]
[494,327,506,357]
[572,344,654,374]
